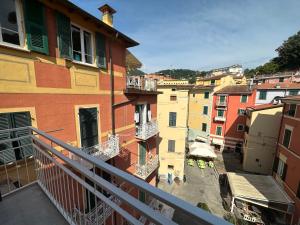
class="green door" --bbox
[79,108,99,148]
[139,142,146,165]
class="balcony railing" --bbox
[81,135,120,162]
[135,155,159,179]
[0,126,229,225]
[126,76,157,92]
[214,116,226,122]
[136,119,159,140]
[216,100,227,107]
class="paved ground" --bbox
[158,160,226,221]
[0,183,69,225]
[214,151,243,174]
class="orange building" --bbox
[273,95,300,224]
[0,0,159,199]
[210,85,256,151]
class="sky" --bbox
[70,0,300,73]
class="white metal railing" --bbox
[0,127,230,225]
[216,100,227,107]
[81,135,119,162]
[135,120,159,140]
[135,155,159,179]
[214,116,226,122]
[126,76,157,92]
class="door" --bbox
[79,108,99,148]
[139,142,146,165]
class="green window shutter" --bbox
[24,0,49,55]
[0,113,15,163]
[95,32,107,69]
[56,12,71,59]
[203,106,208,115]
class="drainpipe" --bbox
[109,38,116,136]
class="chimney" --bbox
[99,4,116,27]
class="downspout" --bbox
[109,39,115,136]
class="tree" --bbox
[274,31,300,70]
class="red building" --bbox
[210,85,255,151]
[273,95,300,224]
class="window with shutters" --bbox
[204,92,209,99]
[79,108,99,148]
[0,112,32,164]
[203,106,208,115]
[56,12,71,59]
[217,109,224,117]
[277,159,287,180]
[289,90,298,96]
[259,91,267,100]
[202,123,207,132]
[240,95,248,103]
[168,140,175,152]
[71,24,93,64]
[282,128,292,148]
[216,126,222,136]
[287,104,296,117]
[0,0,24,47]
[170,95,177,101]
[169,112,177,127]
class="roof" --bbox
[215,85,252,95]
[281,95,300,102]
[57,0,138,47]
[255,83,300,90]
[227,172,293,212]
[197,74,244,81]
[157,84,194,89]
[247,103,283,111]
[191,85,214,91]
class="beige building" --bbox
[243,104,283,175]
[157,82,192,181]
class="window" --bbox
[216,126,222,136]
[279,77,284,82]
[219,95,226,103]
[0,0,23,47]
[192,93,195,98]
[287,104,296,117]
[211,80,215,85]
[241,95,248,103]
[282,128,292,148]
[139,190,146,203]
[289,90,298,96]
[204,92,209,99]
[202,123,207,132]
[217,110,224,117]
[237,124,244,131]
[71,25,93,64]
[168,165,174,170]
[277,159,287,181]
[259,91,267,100]
[168,140,175,152]
[170,95,177,101]
[169,112,177,127]
[238,109,245,116]
[203,106,208,115]
[171,88,176,91]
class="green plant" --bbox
[196,202,211,213]
[223,212,236,224]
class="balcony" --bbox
[216,100,227,107]
[135,155,159,179]
[0,127,229,225]
[125,76,158,94]
[135,119,159,140]
[214,116,226,122]
[81,135,120,161]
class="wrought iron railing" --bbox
[0,126,230,225]
[126,76,157,91]
[216,100,227,107]
[136,120,159,140]
[135,155,159,179]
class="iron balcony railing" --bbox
[0,126,230,225]
[214,116,226,122]
[216,100,227,107]
[135,119,159,140]
[81,135,120,162]
[135,155,159,179]
[126,76,157,92]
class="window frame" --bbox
[258,91,267,100]
[0,0,25,49]
[202,123,207,132]
[169,112,177,127]
[168,140,175,152]
[237,124,244,131]
[240,95,248,103]
[289,90,299,96]
[203,106,208,115]
[282,127,292,149]
[216,126,222,136]
[217,109,224,117]
[204,92,209,99]
[71,23,94,65]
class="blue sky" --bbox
[70,0,300,73]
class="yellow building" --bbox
[157,82,192,181]
[243,104,283,175]
[188,86,213,141]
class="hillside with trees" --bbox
[244,31,300,77]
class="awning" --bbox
[189,142,217,158]
[227,172,294,214]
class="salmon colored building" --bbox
[0,0,159,206]
[273,95,300,224]
[210,85,255,151]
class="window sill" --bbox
[0,42,30,53]
[71,60,99,69]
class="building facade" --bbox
[0,0,159,202]
[210,85,255,151]
[188,85,213,142]
[253,72,300,85]
[243,104,283,175]
[273,95,300,225]
[157,83,192,181]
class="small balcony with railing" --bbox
[135,155,159,179]
[214,116,226,122]
[0,126,229,225]
[216,96,227,107]
[125,76,158,94]
[135,119,159,140]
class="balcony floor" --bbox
[0,183,69,225]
